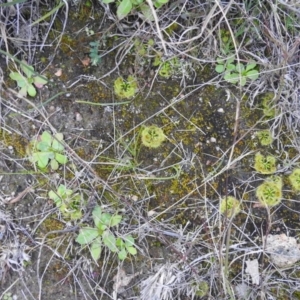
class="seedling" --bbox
[261,92,276,118]
[89,41,101,66]
[9,61,47,97]
[288,168,300,192]
[153,56,180,78]
[256,176,282,207]
[256,130,273,146]
[114,75,137,99]
[48,184,82,220]
[3,293,13,300]
[101,0,169,20]
[215,57,259,86]
[254,152,276,174]
[220,196,241,218]
[27,131,68,171]
[76,206,137,261]
[195,281,209,297]
[141,125,166,148]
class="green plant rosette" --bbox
[254,152,276,174]
[29,131,67,170]
[289,168,300,192]
[256,130,273,146]
[114,76,137,99]
[220,196,241,218]
[141,125,166,148]
[256,179,282,207]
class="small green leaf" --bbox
[92,206,102,228]
[48,190,61,204]
[140,3,154,21]
[124,235,135,247]
[54,133,64,141]
[126,246,137,255]
[20,61,34,78]
[116,237,124,248]
[224,72,239,83]
[10,72,24,82]
[154,0,168,8]
[240,77,247,86]
[226,63,236,71]
[57,184,67,196]
[48,152,55,159]
[100,213,113,226]
[34,75,48,85]
[41,131,53,144]
[235,63,244,73]
[117,0,132,20]
[55,153,68,164]
[118,248,127,260]
[52,138,64,152]
[17,79,27,88]
[50,158,59,170]
[76,227,99,245]
[102,0,114,3]
[246,69,259,80]
[91,239,102,261]
[110,215,122,227]
[19,86,28,96]
[102,231,118,252]
[131,0,143,4]
[32,152,50,168]
[246,63,256,72]
[215,65,224,73]
[37,141,50,152]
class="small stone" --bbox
[217,108,224,113]
[75,112,82,122]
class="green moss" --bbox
[0,128,28,157]
[39,217,64,239]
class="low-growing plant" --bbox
[256,130,273,146]
[101,0,169,20]
[254,152,276,174]
[76,206,137,261]
[89,41,101,66]
[219,29,235,55]
[256,176,282,207]
[27,131,68,171]
[195,281,209,297]
[153,56,180,78]
[48,184,82,220]
[3,293,13,300]
[133,38,155,57]
[288,168,300,192]
[114,75,138,99]
[261,92,276,118]
[9,61,47,97]
[141,125,166,148]
[220,196,241,218]
[215,57,259,86]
